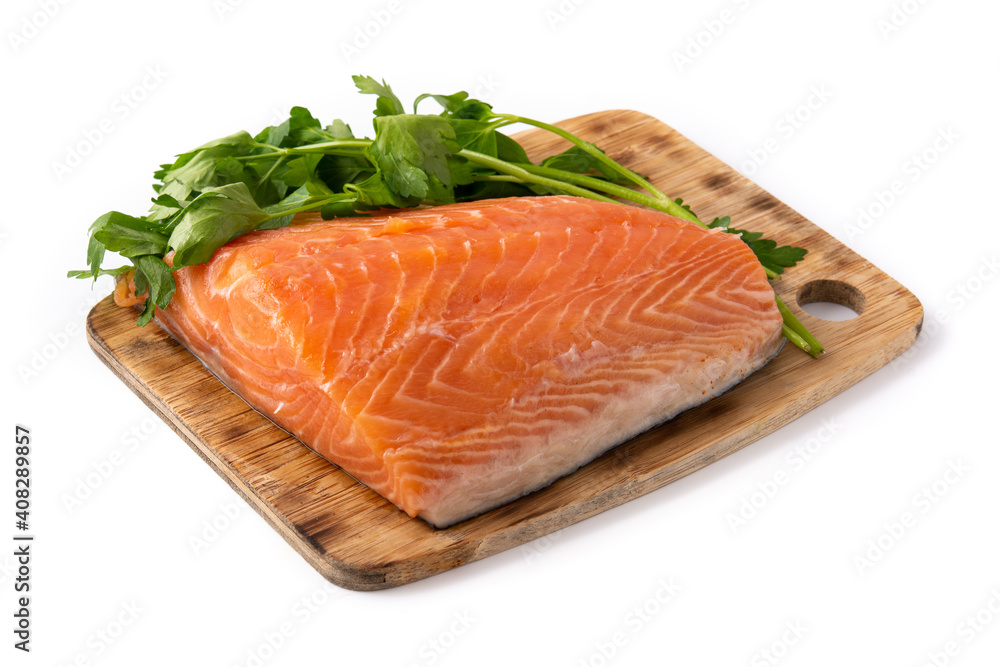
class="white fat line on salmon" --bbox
[877,0,933,40]
[672,0,756,73]
[726,418,844,534]
[853,459,971,575]
[844,126,959,241]
[577,578,681,667]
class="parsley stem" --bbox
[776,296,824,357]
[237,140,374,161]
[264,194,357,219]
[285,139,373,153]
[781,324,812,356]
[259,154,287,183]
[474,174,619,203]
[459,151,620,203]
[462,150,704,215]
[495,114,667,200]
[518,163,702,222]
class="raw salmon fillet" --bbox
[143,196,784,527]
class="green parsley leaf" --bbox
[168,183,269,267]
[316,153,371,192]
[366,115,458,199]
[91,211,169,258]
[708,216,807,275]
[353,75,405,117]
[161,131,257,192]
[414,91,494,120]
[673,197,696,217]
[737,235,808,275]
[84,231,106,279]
[259,107,323,148]
[133,255,175,326]
[72,74,817,354]
[495,133,531,164]
[325,119,355,139]
[151,193,183,210]
[67,265,132,280]
[347,172,421,209]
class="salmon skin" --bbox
[141,196,784,527]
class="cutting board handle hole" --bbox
[797,280,865,321]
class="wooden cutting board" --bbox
[86,110,923,591]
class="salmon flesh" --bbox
[141,196,784,527]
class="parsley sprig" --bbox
[71,75,822,356]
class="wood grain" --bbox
[86,110,923,590]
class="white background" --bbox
[2,0,999,665]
